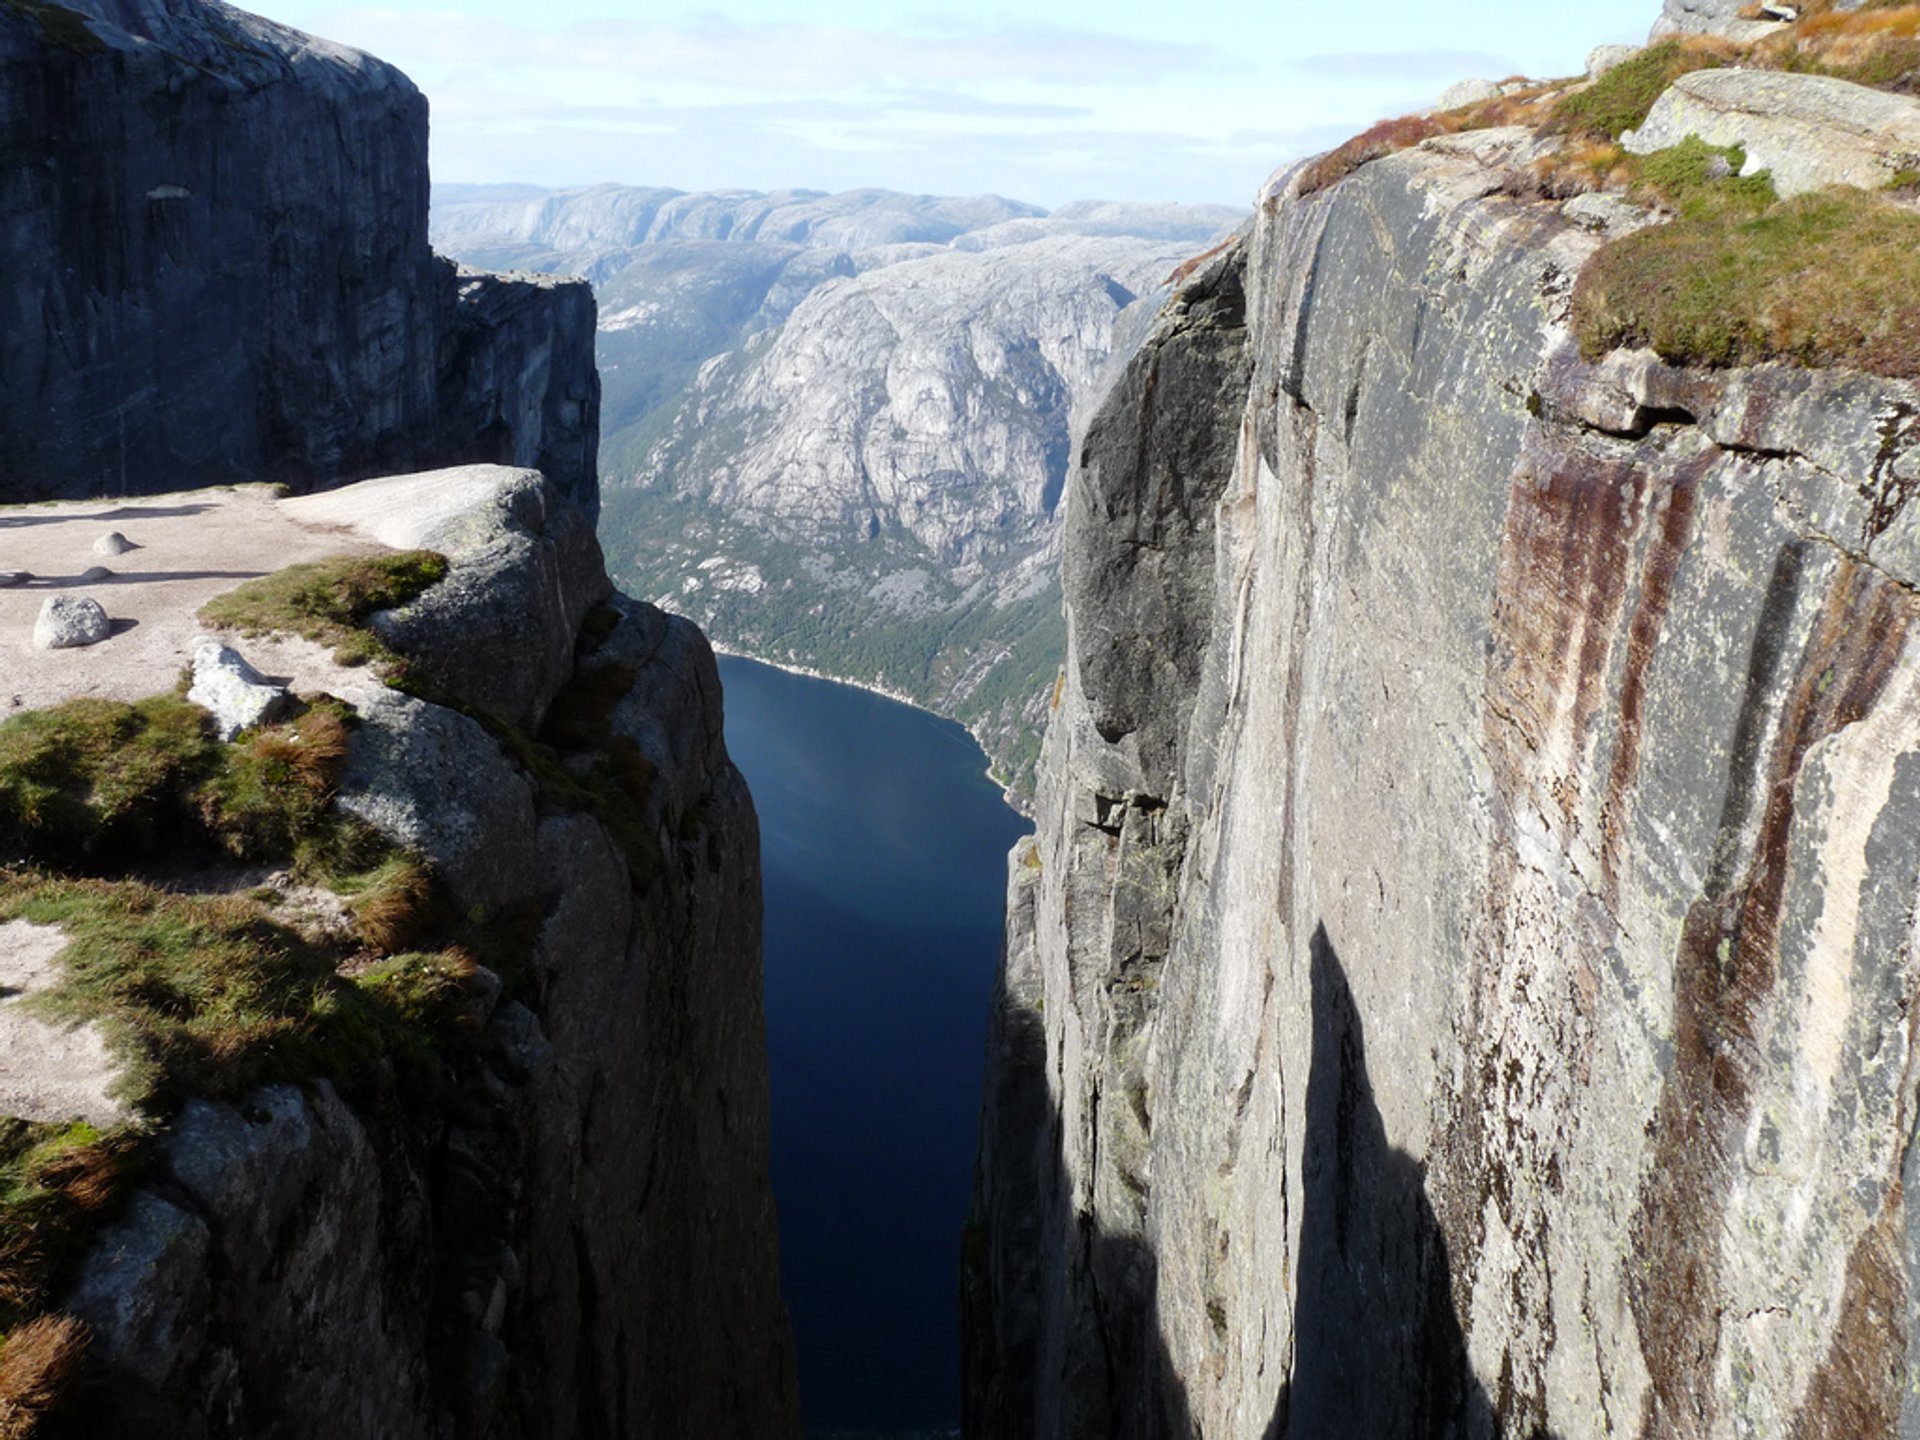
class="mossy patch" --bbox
[1575,178,1920,375]
[197,551,448,682]
[0,699,215,867]
[0,870,494,1338]
[1549,39,1732,141]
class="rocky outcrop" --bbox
[970,120,1920,1437]
[0,0,597,508]
[1625,69,1920,196]
[55,467,800,1437]
[1652,0,1793,41]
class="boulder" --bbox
[187,638,295,740]
[284,465,612,731]
[1435,78,1501,111]
[1651,0,1794,40]
[64,1192,212,1388]
[93,531,135,555]
[1588,44,1640,79]
[1625,69,1920,196]
[32,594,108,649]
[334,685,544,915]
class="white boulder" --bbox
[188,638,295,740]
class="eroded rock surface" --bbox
[970,119,1920,1440]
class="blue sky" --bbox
[245,0,1658,208]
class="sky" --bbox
[242,0,1660,209]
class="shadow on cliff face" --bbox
[968,923,1559,1439]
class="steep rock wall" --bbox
[53,468,800,1437]
[971,125,1920,1438]
[0,0,597,508]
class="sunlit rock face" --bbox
[0,0,597,508]
[970,124,1920,1439]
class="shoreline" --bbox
[709,643,1029,816]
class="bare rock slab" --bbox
[0,919,129,1128]
[1625,69,1920,197]
[33,594,109,649]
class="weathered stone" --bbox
[92,531,135,555]
[65,1192,212,1389]
[187,638,294,740]
[1436,77,1502,110]
[1588,43,1640,78]
[286,464,612,730]
[334,685,544,915]
[32,594,108,649]
[1625,68,1920,197]
[1561,190,1661,236]
[1651,0,1796,40]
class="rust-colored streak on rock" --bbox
[1485,433,1648,828]
[1601,455,1708,897]
[1792,1186,1908,1440]
[1632,559,1914,1440]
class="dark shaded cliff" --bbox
[0,0,597,509]
[0,1,795,1434]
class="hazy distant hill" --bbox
[432,183,1243,799]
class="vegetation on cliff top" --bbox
[197,550,448,682]
[1576,177,1920,375]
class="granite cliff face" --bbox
[0,2,794,1434]
[15,468,797,1438]
[970,91,1920,1440]
[0,0,597,508]
[434,185,1242,800]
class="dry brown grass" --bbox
[1297,82,1571,197]
[1165,236,1234,288]
[348,856,433,953]
[0,1315,89,1439]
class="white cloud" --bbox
[313,7,1235,89]
[1288,49,1522,83]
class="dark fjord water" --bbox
[718,656,1032,1436]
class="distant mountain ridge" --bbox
[432,183,1244,800]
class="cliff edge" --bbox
[972,15,1920,1438]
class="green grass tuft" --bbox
[1550,39,1729,141]
[0,699,216,866]
[1626,136,1778,219]
[197,551,447,680]
[1575,182,1920,375]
